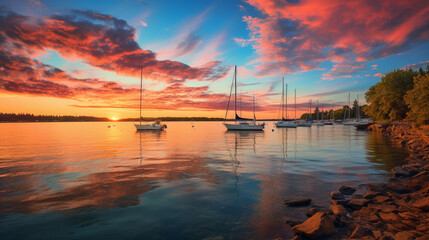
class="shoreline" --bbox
[287,122,429,240]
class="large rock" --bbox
[339,186,356,195]
[413,196,429,211]
[330,199,349,207]
[363,191,380,199]
[330,191,344,200]
[347,198,369,210]
[306,208,330,217]
[330,205,347,217]
[373,195,390,204]
[284,197,312,207]
[367,183,387,192]
[393,231,415,240]
[379,212,402,223]
[292,212,336,239]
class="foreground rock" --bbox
[339,186,356,195]
[284,197,312,207]
[292,212,336,239]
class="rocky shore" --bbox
[285,123,429,240]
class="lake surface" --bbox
[0,121,407,240]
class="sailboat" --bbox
[275,78,297,128]
[134,67,166,131]
[297,99,312,127]
[224,66,265,131]
[316,101,325,126]
[324,102,334,125]
[343,92,359,126]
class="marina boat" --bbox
[298,99,313,127]
[224,66,264,131]
[343,93,360,126]
[324,103,334,125]
[275,78,297,128]
[134,67,166,131]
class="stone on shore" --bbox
[393,231,415,240]
[284,197,312,207]
[283,216,303,227]
[330,191,345,200]
[373,195,390,204]
[413,196,429,211]
[330,205,347,217]
[379,212,402,223]
[339,186,356,195]
[347,198,370,210]
[330,199,349,207]
[292,212,336,239]
[363,191,380,199]
[306,207,330,217]
[392,166,409,178]
[366,183,387,192]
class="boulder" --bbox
[306,208,330,217]
[393,231,415,240]
[283,216,303,227]
[363,191,381,199]
[398,212,419,221]
[284,197,312,207]
[373,196,390,204]
[347,199,370,210]
[367,183,387,192]
[352,194,364,199]
[339,186,356,195]
[379,212,401,223]
[330,191,345,200]
[413,196,429,211]
[292,212,336,239]
[330,205,347,217]
[391,166,410,178]
[330,199,349,207]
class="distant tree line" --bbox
[0,113,110,122]
[300,102,368,120]
[363,65,429,125]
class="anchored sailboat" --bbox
[134,67,166,131]
[275,78,297,128]
[224,66,265,131]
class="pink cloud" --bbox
[239,0,429,77]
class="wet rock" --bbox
[330,199,349,207]
[339,186,356,195]
[330,205,347,217]
[292,212,336,239]
[393,231,415,240]
[363,191,381,199]
[413,196,429,211]
[352,194,364,199]
[330,191,345,200]
[347,199,370,210]
[368,213,380,222]
[372,230,382,239]
[284,197,311,207]
[367,183,387,193]
[373,196,390,204]
[398,212,419,221]
[283,216,303,227]
[305,208,330,218]
[350,225,368,239]
[379,212,401,223]
[416,224,429,232]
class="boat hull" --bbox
[316,122,325,126]
[297,122,312,127]
[275,121,298,128]
[224,123,264,131]
[134,124,164,130]
[343,121,360,126]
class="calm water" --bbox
[0,122,407,239]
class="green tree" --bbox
[363,69,417,121]
[405,74,429,125]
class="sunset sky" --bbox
[1,0,428,119]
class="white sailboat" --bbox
[134,67,166,131]
[343,92,359,126]
[275,78,297,128]
[224,66,265,131]
[324,102,334,125]
[297,99,312,127]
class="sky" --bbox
[0,0,428,119]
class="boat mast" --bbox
[253,95,256,124]
[234,65,237,124]
[348,92,351,120]
[139,66,142,125]
[316,100,319,121]
[281,77,284,120]
[294,89,296,120]
[286,83,288,120]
